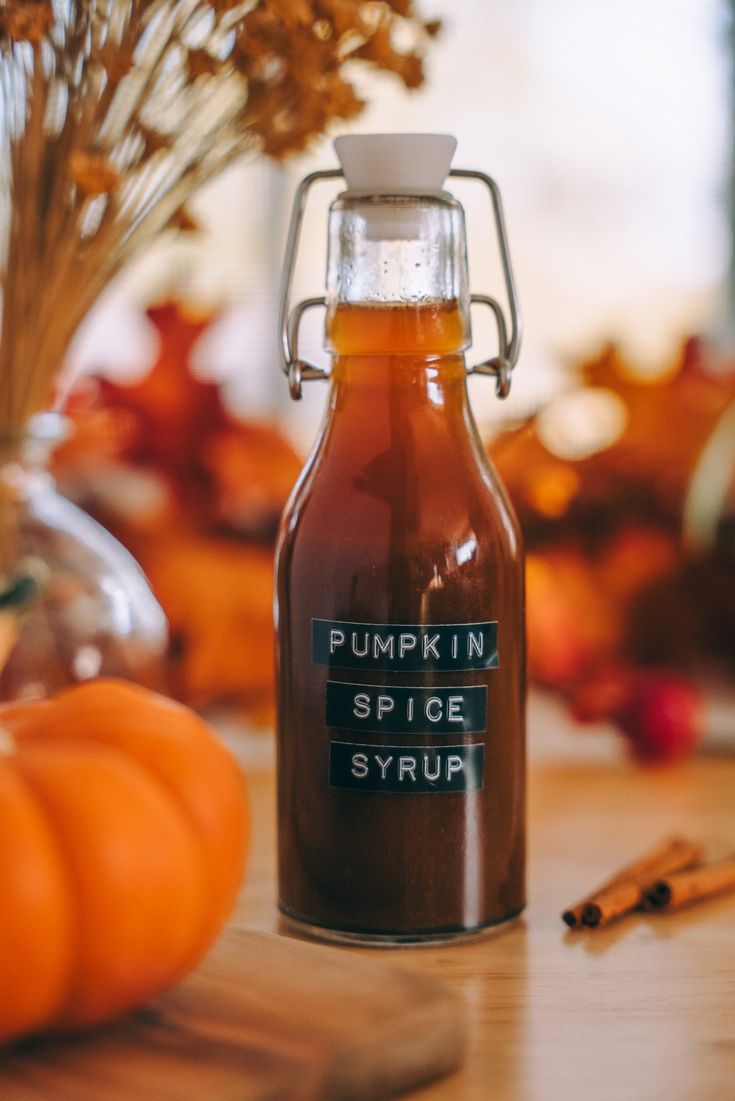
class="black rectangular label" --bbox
[326,681,487,735]
[312,620,499,672]
[329,741,484,793]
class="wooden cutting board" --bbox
[0,928,465,1101]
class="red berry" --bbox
[618,671,702,763]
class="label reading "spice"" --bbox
[326,681,487,735]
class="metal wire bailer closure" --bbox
[278,167,521,401]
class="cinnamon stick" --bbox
[643,855,735,913]
[581,837,703,927]
[561,836,702,929]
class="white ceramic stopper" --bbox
[334,133,457,195]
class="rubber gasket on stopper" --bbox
[334,133,457,196]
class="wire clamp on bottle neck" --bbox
[278,166,521,401]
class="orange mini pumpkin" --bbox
[0,678,248,1044]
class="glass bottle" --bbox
[0,414,168,700]
[275,135,525,944]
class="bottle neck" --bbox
[0,414,63,502]
[324,301,477,471]
[324,192,471,353]
[322,195,474,452]
[328,300,469,399]
[327,356,473,469]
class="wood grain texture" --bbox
[0,930,464,1101]
[3,693,735,1101]
[229,696,735,1101]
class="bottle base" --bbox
[278,906,524,948]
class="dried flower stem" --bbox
[0,0,438,435]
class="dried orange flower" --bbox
[68,151,121,196]
[97,43,134,87]
[262,0,314,28]
[0,0,53,45]
[233,1,437,157]
[140,126,171,158]
[168,206,200,234]
[0,0,439,433]
[186,48,222,79]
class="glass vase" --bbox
[0,414,168,700]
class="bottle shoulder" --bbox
[278,444,522,563]
[278,373,522,565]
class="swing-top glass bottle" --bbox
[275,134,525,944]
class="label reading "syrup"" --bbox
[314,619,497,795]
[329,742,485,794]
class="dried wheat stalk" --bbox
[0,0,437,436]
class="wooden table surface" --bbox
[228,695,735,1101]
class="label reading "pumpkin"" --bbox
[312,619,499,673]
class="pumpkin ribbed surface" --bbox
[0,678,248,1043]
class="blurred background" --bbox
[49,0,735,759]
[69,0,732,435]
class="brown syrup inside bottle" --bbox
[275,300,525,940]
